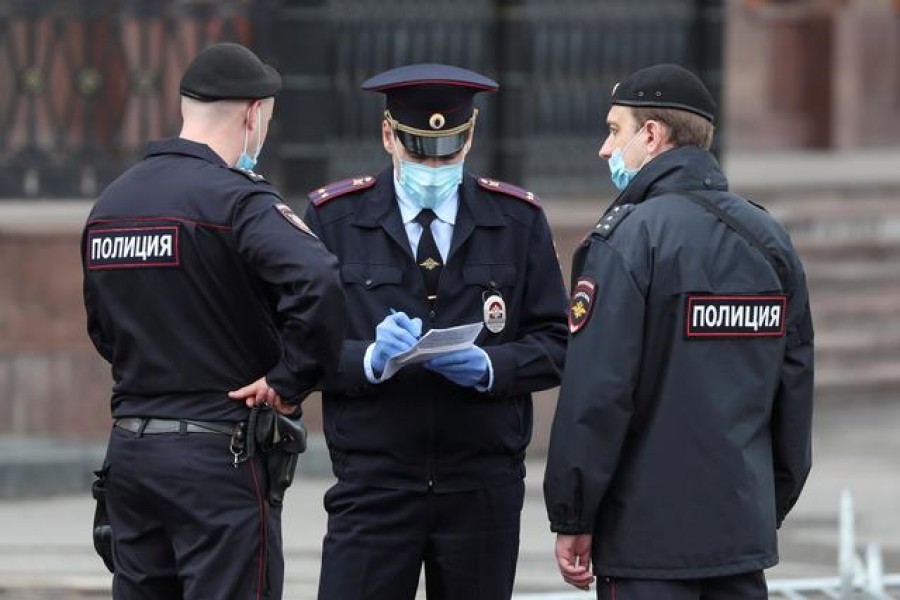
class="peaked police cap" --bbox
[362,64,498,158]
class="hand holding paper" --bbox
[371,311,423,377]
[379,321,483,380]
[424,346,489,388]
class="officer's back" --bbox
[81,43,345,600]
[88,144,278,416]
[544,64,814,598]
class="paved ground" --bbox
[0,403,898,599]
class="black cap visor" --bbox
[397,130,468,158]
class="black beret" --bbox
[362,64,498,157]
[180,42,281,101]
[611,64,716,123]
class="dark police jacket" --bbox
[304,168,568,492]
[82,138,346,422]
[543,146,814,578]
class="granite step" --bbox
[814,359,900,405]
[815,329,900,365]
[810,288,900,325]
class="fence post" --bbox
[865,542,885,596]
[839,489,855,599]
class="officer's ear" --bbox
[644,119,672,155]
[245,99,263,130]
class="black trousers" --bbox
[317,479,525,600]
[596,571,768,600]
[105,426,283,600]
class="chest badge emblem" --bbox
[483,293,506,333]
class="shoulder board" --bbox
[476,177,540,207]
[593,203,635,239]
[228,166,269,183]
[308,175,376,206]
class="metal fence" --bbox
[272,0,725,197]
[0,0,255,198]
[0,0,724,200]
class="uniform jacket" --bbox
[543,146,815,578]
[82,138,346,421]
[304,168,568,492]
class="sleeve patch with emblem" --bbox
[568,277,597,334]
[274,202,316,237]
[685,295,787,339]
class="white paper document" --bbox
[382,321,483,379]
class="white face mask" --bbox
[607,125,647,191]
[397,160,464,210]
[391,136,465,210]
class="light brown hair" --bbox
[631,107,715,150]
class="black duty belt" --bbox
[113,417,238,436]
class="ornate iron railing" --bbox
[0,0,254,198]
[0,0,723,199]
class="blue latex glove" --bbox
[371,311,422,377]
[424,346,490,388]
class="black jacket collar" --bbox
[144,137,228,167]
[614,146,729,208]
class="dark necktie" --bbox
[415,209,443,303]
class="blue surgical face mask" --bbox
[396,158,464,210]
[608,126,646,191]
[235,105,263,171]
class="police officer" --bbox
[543,64,814,599]
[82,42,345,599]
[304,64,568,600]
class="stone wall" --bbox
[725,0,900,150]
[0,225,111,440]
